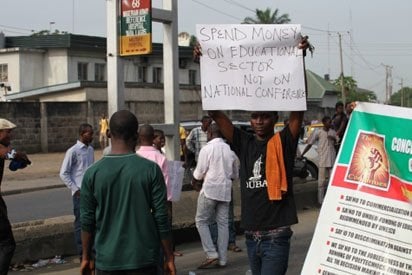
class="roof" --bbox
[306,70,339,100]
[4,34,194,58]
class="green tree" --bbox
[31,29,68,36]
[243,8,291,24]
[389,87,412,107]
[333,76,377,103]
[189,35,198,47]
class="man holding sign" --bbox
[195,24,310,275]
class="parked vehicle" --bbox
[275,122,319,180]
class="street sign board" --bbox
[120,0,152,56]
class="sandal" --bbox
[228,244,242,252]
[173,251,183,257]
[197,258,218,269]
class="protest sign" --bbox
[196,24,306,111]
[301,102,412,274]
[167,160,184,202]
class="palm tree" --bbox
[243,8,291,24]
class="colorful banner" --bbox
[196,24,306,111]
[120,0,152,56]
[302,102,412,274]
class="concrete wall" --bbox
[0,91,329,153]
[0,94,207,153]
[20,51,45,91]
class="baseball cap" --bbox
[0,118,17,130]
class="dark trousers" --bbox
[0,197,15,275]
[73,195,82,257]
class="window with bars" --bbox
[94,63,106,81]
[136,65,147,83]
[77,62,88,80]
[0,64,8,82]
[152,67,162,84]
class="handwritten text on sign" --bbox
[196,24,306,111]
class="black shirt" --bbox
[232,126,298,231]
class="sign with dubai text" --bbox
[196,24,306,111]
[301,102,412,274]
[120,0,152,56]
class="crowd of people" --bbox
[0,36,314,275]
[300,101,354,205]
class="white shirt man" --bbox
[193,124,238,269]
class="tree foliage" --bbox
[31,29,68,36]
[333,76,377,103]
[389,87,412,107]
[243,8,291,24]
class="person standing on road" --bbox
[179,125,187,162]
[197,36,310,275]
[137,125,170,199]
[193,123,239,269]
[59,123,94,259]
[185,116,212,168]
[99,114,109,150]
[0,119,31,275]
[80,110,175,275]
[332,102,348,152]
[301,116,337,205]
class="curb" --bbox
[2,184,64,196]
[9,180,318,264]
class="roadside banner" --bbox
[196,24,306,111]
[120,0,152,56]
[302,102,412,274]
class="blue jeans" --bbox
[195,192,229,265]
[245,227,293,275]
[73,194,82,256]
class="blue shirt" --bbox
[60,140,94,195]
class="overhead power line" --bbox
[191,0,243,22]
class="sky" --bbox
[1,0,412,102]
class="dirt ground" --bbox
[3,150,104,181]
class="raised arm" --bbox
[288,36,311,140]
[207,111,234,144]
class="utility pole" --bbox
[382,64,393,104]
[338,33,346,104]
[400,78,404,107]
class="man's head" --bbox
[207,123,222,142]
[322,116,332,130]
[153,129,165,150]
[79,123,94,146]
[200,115,212,132]
[250,111,278,140]
[335,102,344,114]
[345,101,353,116]
[139,124,155,146]
[0,118,16,146]
[109,110,139,147]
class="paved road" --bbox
[9,208,320,275]
[4,187,72,223]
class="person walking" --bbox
[99,114,109,149]
[301,116,337,205]
[0,119,30,275]
[59,123,94,259]
[80,110,175,275]
[192,123,238,269]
